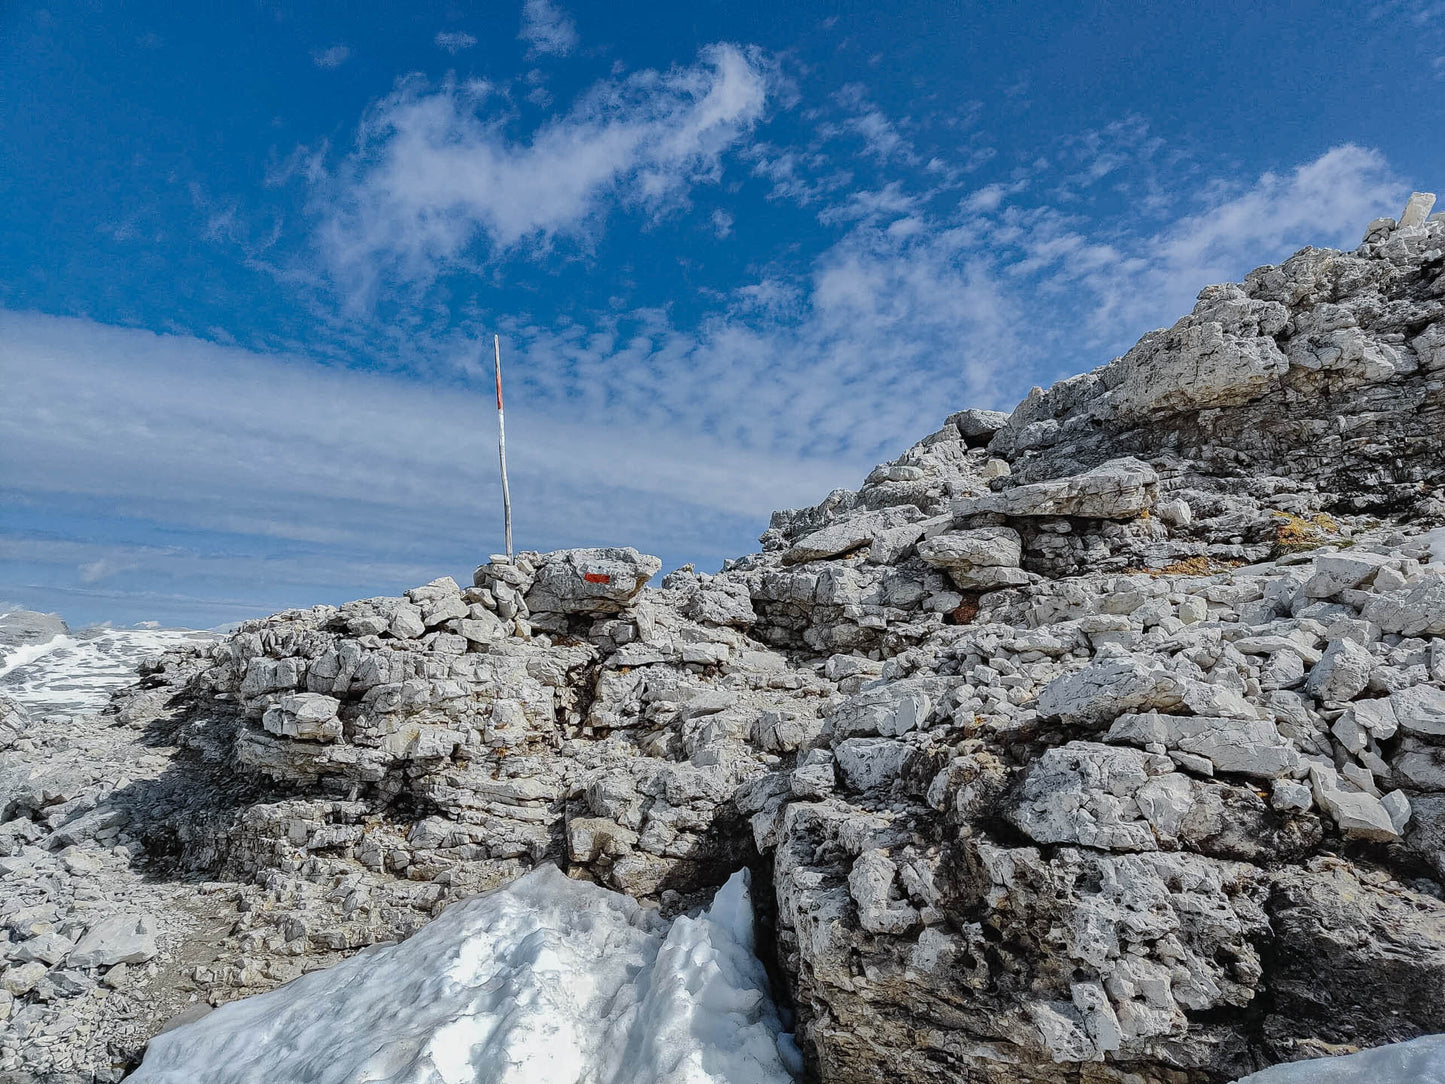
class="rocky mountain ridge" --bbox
[1,194,1444,1082]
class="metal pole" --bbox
[494,334,514,562]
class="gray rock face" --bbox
[67,915,158,969]
[1392,683,1445,736]
[2,198,1443,1084]
[520,547,663,616]
[1304,637,1376,704]
[916,526,1025,589]
[1366,573,1445,636]
[986,209,1445,519]
[947,407,1011,444]
[1400,191,1437,228]
[952,457,1159,519]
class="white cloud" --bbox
[710,209,733,238]
[314,44,769,302]
[435,31,477,53]
[1005,143,1406,343]
[824,84,916,164]
[498,216,1024,467]
[504,144,1407,474]
[961,181,1026,213]
[518,0,578,57]
[78,557,138,584]
[312,44,351,70]
[1147,145,1402,305]
[816,181,918,225]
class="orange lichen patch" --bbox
[1149,556,1245,578]
[1270,510,1340,556]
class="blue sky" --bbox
[2,0,1442,628]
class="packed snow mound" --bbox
[1237,1033,1445,1082]
[128,864,800,1084]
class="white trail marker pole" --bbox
[494,334,514,562]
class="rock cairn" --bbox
[1,196,1444,1082]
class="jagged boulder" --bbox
[523,547,663,616]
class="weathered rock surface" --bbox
[2,198,1444,1083]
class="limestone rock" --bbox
[947,408,1010,444]
[1107,711,1301,779]
[1389,682,1445,736]
[781,509,921,565]
[916,527,1024,590]
[1006,741,1181,851]
[262,693,342,742]
[67,915,158,969]
[953,457,1159,520]
[524,547,662,615]
[1037,653,1185,725]
[1304,637,1376,704]
[1364,573,1445,637]
[1400,191,1438,228]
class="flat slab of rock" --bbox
[262,693,342,742]
[68,914,158,969]
[781,509,920,565]
[1390,684,1445,737]
[1108,711,1301,779]
[1364,573,1445,637]
[947,408,1010,444]
[1037,653,1185,725]
[952,458,1158,520]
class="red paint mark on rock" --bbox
[583,572,611,584]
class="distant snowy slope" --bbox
[0,609,212,714]
[129,865,800,1084]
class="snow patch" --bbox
[0,633,78,681]
[1425,526,1445,567]
[1237,1033,1445,1083]
[0,626,210,714]
[129,865,799,1084]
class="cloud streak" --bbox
[435,31,477,54]
[312,44,351,70]
[314,44,769,302]
[0,311,853,623]
[519,0,579,57]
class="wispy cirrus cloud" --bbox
[984,142,1405,343]
[311,44,351,70]
[495,142,1406,470]
[0,310,853,624]
[313,44,770,303]
[519,0,578,58]
[78,557,139,585]
[434,31,477,54]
